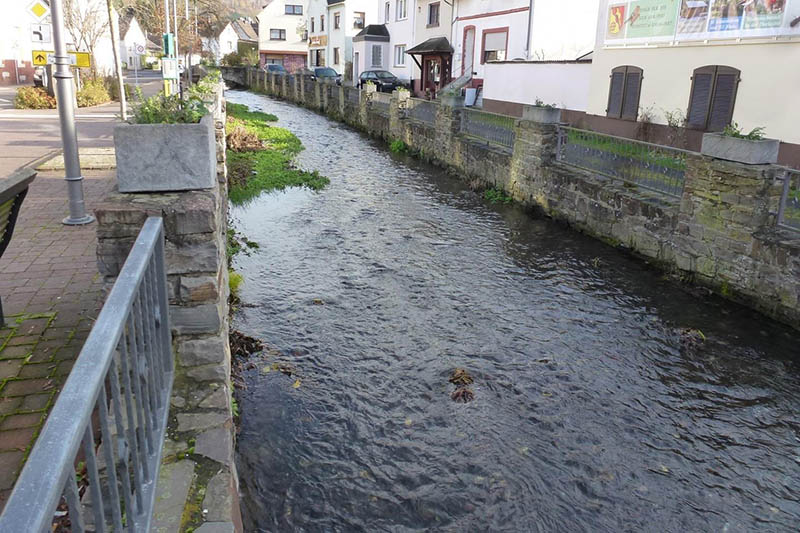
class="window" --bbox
[394,44,406,66]
[481,29,507,63]
[606,65,643,121]
[311,17,315,32]
[372,45,382,67]
[687,65,740,131]
[320,15,325,31]
[311,49,325,67]
[385,2,390,23]
[334,12,340,29]
[427,2,440,26]
[396,0,408,20]
[285,4,302,15]
[333,47,340,65]
[354,11,365,29]
[270,29,286,40]
[265,57,284,65]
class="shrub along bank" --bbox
[226,102,329,204]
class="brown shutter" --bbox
[687,71,713,128]
[607,69,625,118]
[707,69,740,131]
[621,68,642,120]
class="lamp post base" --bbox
[63,214,95,226]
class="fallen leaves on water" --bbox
[312,298,325,305]
[230,330,264,358]
[292,379,301,389]
[451,387,474,403]
[679,328,706,351]
[449,368,474,386]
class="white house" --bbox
[381,0,416,84]
[205,22,243,64]
[352,24,389,81]
[307,0,378,80]
[407,0,454,97]
[119,13,148,69]
[257,0,309,72]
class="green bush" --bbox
[130,89,208,124]
[187,71,222,100]
[76,78,112,107]
[221,52,243,66]
[14,86,56,109]
[389,139,408,153]
[101,75,133,102]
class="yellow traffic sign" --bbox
[28,0,49,20]
[31,50,92,68]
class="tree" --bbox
[64,0,111,74]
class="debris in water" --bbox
[679,328,706,350]
[451,387,474,403]
[292,379,301,389]
[230,330,264,358]
[272,361,296,377]
[312,298,325,305]
[449,368,474,386]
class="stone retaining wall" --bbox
[95,85,242,532]
[232,67,800,329]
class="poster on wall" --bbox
[604,0,800,43]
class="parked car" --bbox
[311,67,342,86]
[263,64,287,74]
[358,70,403,92]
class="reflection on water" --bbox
[227,90,800,532]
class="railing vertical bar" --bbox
[111,345,144,513]
[154,227,172,375]
[81,424,106,533]
[123,320,152,480]
[97,385,125,532]
[132,290,157,437]
[143,260,164,408]
[63,475,86,533]
[141,270,163,411]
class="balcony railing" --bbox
[0,217,173,532]
[557,126,689,199]
[778,168,800,232]
[460,108,516,150]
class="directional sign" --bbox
[28,0,49,21]
[32,51,90,68]
[31,23,51,44]
[31,50,49,66]
[162,58,178,80]
[72,52,91,68]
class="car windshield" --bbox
[316,68,337,77]
[375,71,395,79]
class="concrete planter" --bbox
[522,105,561,124]
[701,133,780,165]
[114,114,216,193]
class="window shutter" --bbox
[707,71,739,131]
[607,71,625,118]
[621,69,641,120]
[687,72,713,128]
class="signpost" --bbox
[31,50,91,68]
[27,0,49,21]
[30,23,52,44]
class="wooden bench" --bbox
[0,168,37,326]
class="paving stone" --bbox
[0,360,22,380]
[202,470,234,522]
[194,522,235,533]
[176,412,229,433]
[20,393,52,412]
[0,428,36,453]
[0,345,34,360]
[1,379,53,397]
[195,427,233,465]
[0,412,44,431]
[0,452,24,490]
[17,363,55,379]
[198,387,228,410]
[151,460,196,533]
[0,398,22,416]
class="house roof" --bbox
[231,18,259,42]
[406,37,453,55]
[118,11,135,40]
[353,24,390,42]
[146,35,163,51]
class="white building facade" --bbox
[120,16,148,70]
[308,0,377,79]
[257,0,309,72]
[381,0,416,83]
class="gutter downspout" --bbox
[525,0,535,60]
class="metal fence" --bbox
[460,108,516,150]
[778,168,800,231]
[371,93,391,117]
[345,87,360,105]
[406,98,437,125]
[0,217,173,533]
[556,126,689,198]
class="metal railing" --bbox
[406,98,437,125]
[778,168,800,231]
[460,108,516,150]
[556,126,689,198]
[345,86,360,105]
[0,217,173,533]
[370,92,391,116]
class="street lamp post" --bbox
[50,0,94,226]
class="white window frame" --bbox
[396,0,407,21]
[394,44,406,67]
[371,45,382,67]
[427,2,440,27]
[385,2,390,23]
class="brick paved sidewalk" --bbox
[0,169,114,510]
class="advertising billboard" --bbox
[604,0,800,44]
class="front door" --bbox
[424,57,441,98]
[463,27,475,76]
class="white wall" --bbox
[483,61,592,111]
[411,0,454,83]
[258,1,308,54]
[384,0,415,82]
[121,18,147,69]
[529,0,597,60]
[218,23,239,61]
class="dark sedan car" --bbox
[264,64,287,74]
[311,67,342,85]
[358,70,403,92]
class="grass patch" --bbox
[226,102,328,204]
[229,270,244,297]
[389,139,409,153]
[484,187,513,204]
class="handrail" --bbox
[0,217,173,533]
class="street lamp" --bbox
[50,0,94,226]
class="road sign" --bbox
[31,23,51,44]
[135,44,145,54]
[31,50,49,66]
[72,52,91,68]
[32,51,91,68]
[162,58,178,80]
[28,0,49,21]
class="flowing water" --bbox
[226,90,800,532]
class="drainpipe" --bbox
[525,0,535,60]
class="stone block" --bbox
[522,106,561,124]
[195,523,235,533]
[199,386,229,409]
[163,193,217,236]
[187,363,228,382]
[165,239,221,275]
[176,412,230,433]
[151,460,195,532]
[178,336,227,366]
[170,303,223,335]
[202,470,235,522]
[114,114,216,192]
[196,426,234,464]
[180,275,219,303]
[700,133,780,165]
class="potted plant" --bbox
[701,122,779,165]
[523,98,561,124]
[114,89,216,192]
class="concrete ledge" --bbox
[701,133,780,165]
